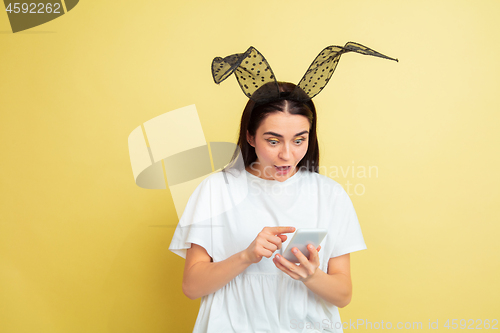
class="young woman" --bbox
[169,43,396,332]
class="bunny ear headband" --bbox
[212,41,398,104]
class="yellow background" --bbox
[1,0,499,332]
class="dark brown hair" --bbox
[226,82,319,173]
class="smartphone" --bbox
[281,228,327,263]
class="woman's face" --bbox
[246,111,310,182]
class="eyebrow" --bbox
[262,130,309,138]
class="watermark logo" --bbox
[128,105,243,226]
[291,318,424,330]
[3,0,79,33]
[318,162,379,196]
[246,161,379,196]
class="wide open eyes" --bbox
[266,137,307,146]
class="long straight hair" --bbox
[225,82,320,173]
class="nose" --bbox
[279,143,291,160]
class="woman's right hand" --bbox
[242,226,296,264]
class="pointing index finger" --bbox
[266,226,295,235]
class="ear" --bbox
[212,46,279,101]
[296,42,398,100]
[246,130,255,147]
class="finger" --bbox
[259,248,274,259]
[317,245,321,252]
[275,234,287,250]
[262,242,278,253]
[292,247,310,266]
[264,226,295,235]
[275,253,297,269]
[259,237,278,253]
[264,234,283,250]
[272,256,286,272]
[274,235,287,250]
[307,244,320,264]
[273,255,286,270]
[273,255,301,279]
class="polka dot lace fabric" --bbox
[212,46,280,102]
[296,42,399,99]
[211,42,398,103]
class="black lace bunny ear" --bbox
[212,46,280,102]
[296,42,398,99]
[212,42,398,103]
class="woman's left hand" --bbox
[272,245,321,282]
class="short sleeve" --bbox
[328,184,367,258]
[168,177,215,259]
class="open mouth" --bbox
[274,165,291,174]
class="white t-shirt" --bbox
[169,167,366,333]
